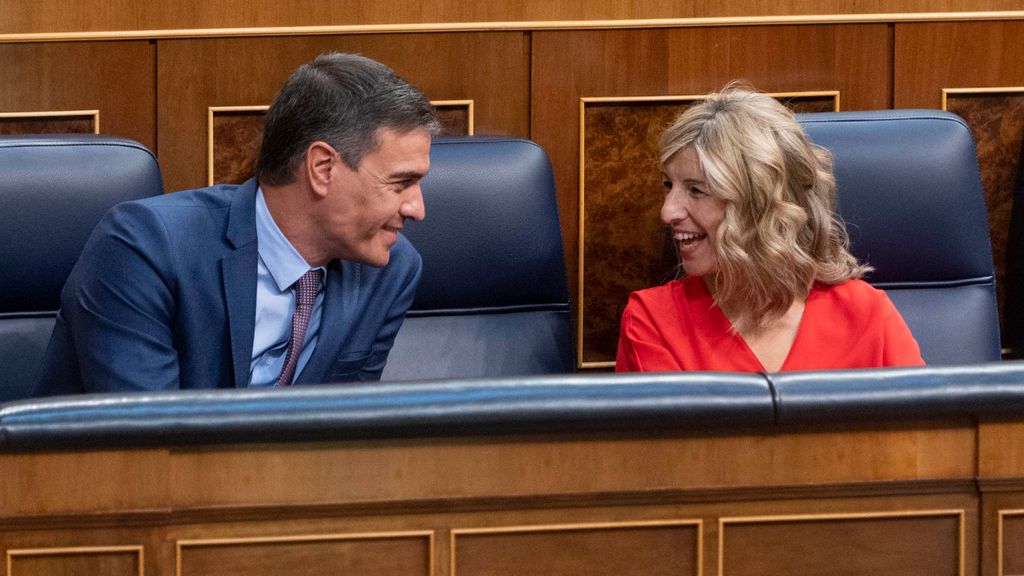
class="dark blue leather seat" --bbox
[799,110,1000,364]
[0,135,163,402]
[382,137,574,380]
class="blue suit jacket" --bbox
[36,179,422,394]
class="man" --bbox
[36,52,439,393]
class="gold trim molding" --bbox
[0,109,100,133]
[998,509,1024,576]
[942,86,1024,110]
[577,91,839,369]
[431,99,476,135]
[451,519,703,576]
[176,530,434,576]
[7,545,144,575]
[718,509,966,576]
[2,11,1024,43]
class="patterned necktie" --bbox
[275,268,323,387]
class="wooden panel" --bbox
[943,90,1024,339]
[7,546,142,576]
[3,1,1024,35]
[157,33,528,193]
[178,532,431,576]
[0,449,170,516]
[720,511,963,576]
[532,25,890,364]
[453,521,699,576]
[0,42,155,150]
[579,93,839,366]
[158,424,973,510]
[1002,512,1024,576]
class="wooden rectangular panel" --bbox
[720,511,964,576]
[158,33,528,193]
[1001,511,1024,576]
[453,521,699,576]
[0,42,155,150]
[532,24,889,367]
[178,532,431,576]
[7,546,142,576]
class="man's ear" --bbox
[304,141,338,199]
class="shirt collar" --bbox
[255,186,322,292]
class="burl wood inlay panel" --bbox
[212,109,265,185]
[435,103,471,137]
[454,523,699,576]
[8,549,141,576]
[944,92,1024,326]
[179,534,430,576]
[211,104,470,185]
[0,116,95,135]
[720,513,961,576]
[581,94,837,365]
[1004,513,1024,575]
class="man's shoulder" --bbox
[124,182,248,213]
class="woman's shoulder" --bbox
[629,277,708,305]
[812,278,895,312]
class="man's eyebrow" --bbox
[388,170,427,181]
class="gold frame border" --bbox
[176,530,434,576]
[577,91,840,369]
[998,509,1024,576]
[207,99,475,186]
[3,11,1024,43]
[451,519,703,576]
[717,509,966,576]
[431,99,476,136]
[206,104,269,187]
[7,545,144,575]
[941,86,1024,110]
[0,109,100,133]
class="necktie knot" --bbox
[275,268,323,386]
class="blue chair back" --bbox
[382,137,573,380]
[0,135,164,400]
[799,110,1000,364]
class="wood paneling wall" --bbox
[3,418,1020,576]
[1,12,1023,362]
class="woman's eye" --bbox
[689,186,707,197]
[662,180,672,192]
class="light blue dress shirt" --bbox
[249,187,326,386]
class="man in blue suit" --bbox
[37,52,439,393]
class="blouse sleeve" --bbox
[615,293,683,372]
[879,293,927,367]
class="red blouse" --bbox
[615,277,925,373]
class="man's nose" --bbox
[401,185,426,222]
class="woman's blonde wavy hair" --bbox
[660,83,870,333]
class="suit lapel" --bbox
[221,179,260,389]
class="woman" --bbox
[615,86,925,372]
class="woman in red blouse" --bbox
[616,85,925,373]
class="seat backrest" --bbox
[0,135,164,401]
[799,110,1000,364]
[382,137,573,380]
